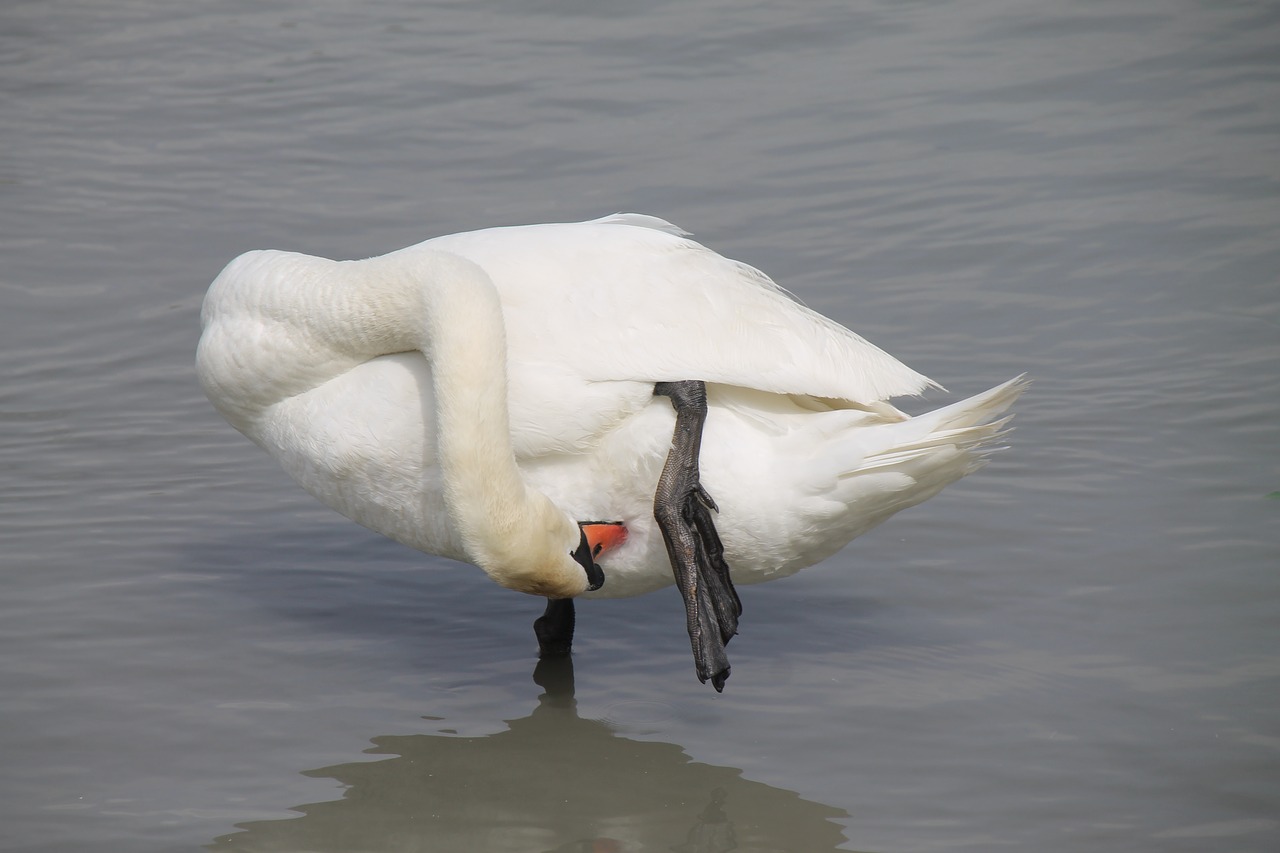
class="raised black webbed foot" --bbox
[653,380,743,692]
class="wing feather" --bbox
[390,216,938,405]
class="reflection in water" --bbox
[211,659,856,852]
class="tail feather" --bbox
[812,376,1028,530]
[895,374,1027,434]
[856,416,1014,472]
[820,376,1026,476]
[734,375,1028,580]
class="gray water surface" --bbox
[3,1,1278,851]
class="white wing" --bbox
[394,215,938,405]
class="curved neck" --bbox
[340,251,588,597]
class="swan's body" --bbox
[198,214,1024,683]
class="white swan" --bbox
[197,214,1026,690]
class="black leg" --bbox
[653,380,743,692]
[534,597,576,659]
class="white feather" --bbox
[197,215,1024,599]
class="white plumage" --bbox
[197,214,1025,601]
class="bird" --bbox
[196,213,1026,691]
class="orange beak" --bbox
[581,521,628,559]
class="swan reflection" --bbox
[212,659,856,852]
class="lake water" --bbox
[3,0,1278,850]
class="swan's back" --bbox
[403,215,939,406]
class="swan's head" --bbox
[463,497,628,598]
[570,521,628,592]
